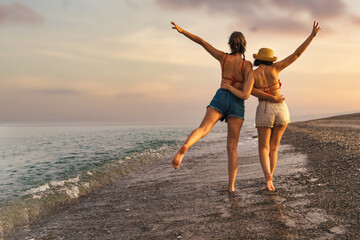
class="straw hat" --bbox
[253,48,277,62]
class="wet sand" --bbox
[8,113,360,239]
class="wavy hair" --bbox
[228,31,246,59]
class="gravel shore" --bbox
[281,113,360,239]
[7,113,360,240]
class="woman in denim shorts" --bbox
[170,22,281,192]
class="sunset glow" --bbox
[1,0,359,123]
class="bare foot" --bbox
[171,144,188,169]
[266,173,275,192]
[227,184,235,193]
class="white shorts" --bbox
[255,101,290,128]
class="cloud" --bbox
[156,0,261,16]
[246,17,309,34]
[155,0,347,33]
[350,15,360,25]
[271,0,344,20]
[28,88,79,95]
[34,48,96,64]
[0,2,43,25]
[117,92,145,99]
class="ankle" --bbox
[227,184,235,192]
[265,173,273,181]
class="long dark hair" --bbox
[228,31,246,59]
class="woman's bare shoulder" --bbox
[244,60,253,69]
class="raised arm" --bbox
[274,21,321,72]
[171,22,225,61]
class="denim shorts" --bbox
[207,88,245,122]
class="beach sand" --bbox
[8,113,360,239]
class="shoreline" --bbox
[5,113,360,239]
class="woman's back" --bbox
[221,54,251,90]
[253,65,281,97]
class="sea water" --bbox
[0,123,187,205]
[0,122,257,234]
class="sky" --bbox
[0,0,359,123]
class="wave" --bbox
[0,141,177,238]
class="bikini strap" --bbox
[267,79,281,88]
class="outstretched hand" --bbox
[171,22,184,33]
[311,21,321,37]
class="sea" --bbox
[0,122,258,234]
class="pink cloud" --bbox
[0,2,43,25]
[156,0,261,16]
[350,15,360,25]
[155,0,346,33]
[247,18,309,34]
[271,0,344,20]
[156,0,345,19]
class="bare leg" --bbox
[226,117,244,192]
[269,124,288,175]
[257,127,275,191]
[172,107,222,169]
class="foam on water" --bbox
[0,142,179,237]
[0,122,256,236]
[0,124,196,204]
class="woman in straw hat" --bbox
[222,21,321,191]
[170,22,283,192]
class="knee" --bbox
[270,144,279,153]
[259,145,270,153]
[227,143,238,153]
[198,126,211,137]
